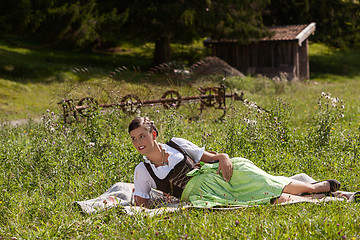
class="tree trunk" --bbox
[153,35,171,66]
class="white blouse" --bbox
[133,137,205,199]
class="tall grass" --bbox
[1,41,360,239]
[1,87,359,238]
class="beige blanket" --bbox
[74,173,348,216]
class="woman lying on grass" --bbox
[129,117,341,208]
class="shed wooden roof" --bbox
[204,22,316,47]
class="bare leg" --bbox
[273,193,326,204]
[282,180,330,195]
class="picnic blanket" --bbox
[74,173,348,216]
[74,182,186,216]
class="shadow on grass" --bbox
[0,42,153,84]
[0,39,210,85]
[310,47,360,80]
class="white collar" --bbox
[143,143,182,165]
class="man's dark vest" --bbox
[144,140,201,198]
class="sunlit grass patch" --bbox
[1,40,360,239]
[1,85,360,238]
[309,43,360,79]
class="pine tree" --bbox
[122,0,270,65]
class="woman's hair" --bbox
[128,117,159,137]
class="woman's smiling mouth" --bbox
[138,146,145,150]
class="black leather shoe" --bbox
[348,191,360,203]
[311,179,341,192]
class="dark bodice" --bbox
[143,140,200,198]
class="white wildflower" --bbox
[244,118,257,125]
[331,97,339,104]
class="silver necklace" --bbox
[162,149,168,166]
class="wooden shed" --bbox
[203,22,316,81]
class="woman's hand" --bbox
[134,195,149,208]
[201,152,233,182]
[216,155,233,182]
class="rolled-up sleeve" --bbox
[171,137,205,163]
[133,163,156,199]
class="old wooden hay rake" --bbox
[58,82,249,123]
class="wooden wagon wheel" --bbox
[121,94,142,114]
[62,99,78,123]
[199,87,218,107]
[77,97,99,117]
[161,90,182,109]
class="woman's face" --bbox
[130,126,156,155]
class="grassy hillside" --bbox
[1,40,360,122]
[0,40,359,125]
[0,80,359,239]
[0,40,209,120]
[0,41,360,239]
[309,43,360,80]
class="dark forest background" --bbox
[1,0,360,65]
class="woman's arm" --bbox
[200,151,233,182]
[132,163,155,208]
[134,195,149,208]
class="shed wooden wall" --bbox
[210,40,310,81]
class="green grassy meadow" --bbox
[1,41,360,239]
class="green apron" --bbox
[181,157,293,208]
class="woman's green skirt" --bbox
[181,157,293,208]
